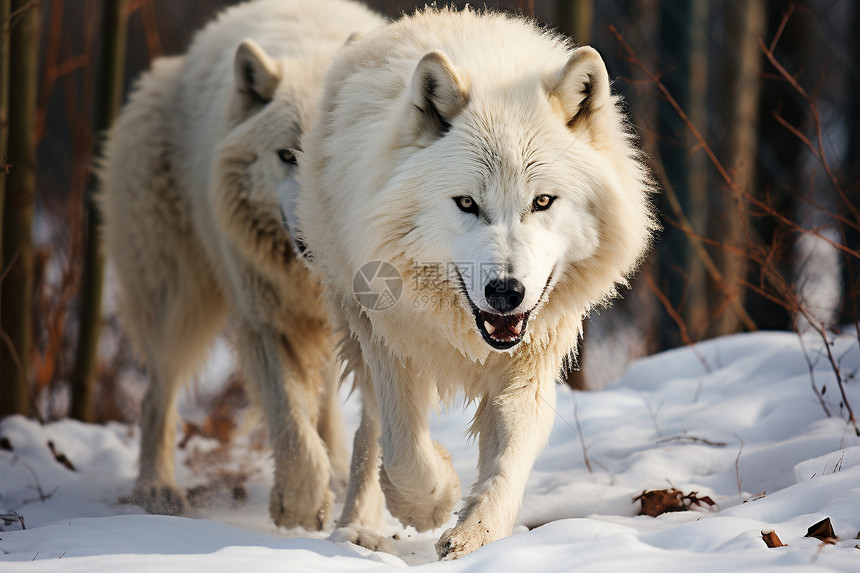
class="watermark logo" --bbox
[353,260,507,311]
[353,261,403,311]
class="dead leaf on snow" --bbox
[633,488,717,517]
[804,517,836,544]
[761,529,785,548]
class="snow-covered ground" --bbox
[2,331,859,571]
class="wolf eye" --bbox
[454,196,479,216]
[532,194,556,212]
[277,149,297,165]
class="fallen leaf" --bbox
[761,529,785,548]
[633,488,716,517]
[805,517,836,544]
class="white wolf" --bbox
[296,7,655,558]
[99,0,382,530]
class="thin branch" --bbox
[7,0,40,28]
[645,274,712,372]
[757,35,859,222]
[611,22,860,258]
[798,332,832,417]
[610,25,735,188]
[801,325,859,436]
[656,434,727,447]
[772,111,816,157]
[0,511,25,530]
[767,3,794,53]
[649,157,758,331]
[573,396,593,474]
[735,437,744,495]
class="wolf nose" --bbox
[485,278,525,313]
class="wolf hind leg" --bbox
[131,281,227,516]
[133,364,187,515]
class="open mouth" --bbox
[452,269,531,351]
[475,309,530,350]
[453,266,555,352]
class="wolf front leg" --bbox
[332,357,391,552]
[435,368,556,560]
[316,351,349,497]
[361,337,461,532]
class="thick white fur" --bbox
[99,0,383,530]
[297,8,655,558]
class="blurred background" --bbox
[1,0,857,432]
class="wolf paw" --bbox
[269,476,333,531]
[379,441,461,531]
[329,526,393,553]
[127,483,188,516]
[435,521,496,560]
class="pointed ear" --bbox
[547,46,610,129]
[409,51,469,141]
[234,40,282,107]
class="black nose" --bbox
[485,278,525,313]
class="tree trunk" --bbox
[557,0,593,45]
[557,0,593,390]
[629,0,662,358]
[655,0,693,349]
[70,0,129,422]
[0,0,40,419]
[746,0,809,331]
[0,0,9,248]
[707,0,764,337]
[682,0,709,339]
[839,2,860,328]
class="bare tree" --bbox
[0,0,40,419]
[70,0,130,422]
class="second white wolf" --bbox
[99,0,383,530]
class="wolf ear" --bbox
[409,51,469,141]
[547,46,610,129]
[234,40,281,108]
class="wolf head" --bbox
[212,39,327,273]
[383,45,653,351]
[299,11,654,358]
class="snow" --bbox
[2,331,859,571]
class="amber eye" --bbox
[532,194,556,212]
[454,196,479,216]
[277,149,297,164]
